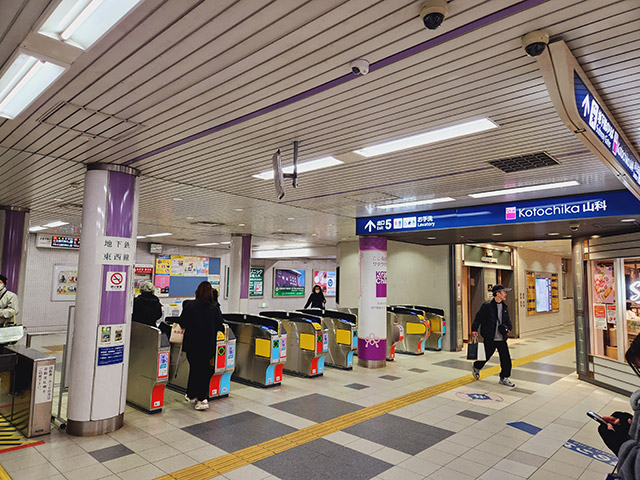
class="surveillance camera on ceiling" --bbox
[569,222,580,232]
[521,29,550,57]
[350,58,369,75]
[420,0,448,30]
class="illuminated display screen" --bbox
[51,236,80,248]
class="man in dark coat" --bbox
[471,284,515,387]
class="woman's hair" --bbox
[195,281,215,304]
[314,285,322,292]
[140,281,155,293]
[626,334,640,376]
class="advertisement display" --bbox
[155,255,171,275]
[313,270,336,296]
[606,304,617,325]
[51,265,78,301]
[594,304,607,330]
[171,255,184,276]
[535,278,551,313]
[274,269,305,297]
[249,268,264,297]
[183,257,209,276]
[593,263,615,304]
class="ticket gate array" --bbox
[337,307,403,361]
[298,309,357,369]
[167,322,236,400]
[223,314,287,387]
[127,322,170,412]
[260,311,328,377]
[402,305,445,351]
[388,306,430,355]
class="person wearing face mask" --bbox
[0,274,18,326]
[304,285,326,309]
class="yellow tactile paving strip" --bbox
[156,341,575,480]
[0,465,10,480]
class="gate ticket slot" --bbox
[223,314,287,387]
[260,311,328,377]
[298,309,357,369]
[387,306,430,355]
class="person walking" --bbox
[0,274,19,326]
[304,285,326,309]
[471,284,515,387]
[177,281,223,410]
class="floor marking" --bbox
[507,421,542,435]
[0,464,11,480]
[158,341,575,480]
[564,439,617,466]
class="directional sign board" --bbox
[356,190,640,236]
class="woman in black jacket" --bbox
[132,281,163,326]
[304,285,326,309]
[177,281,223,410]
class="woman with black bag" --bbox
[177,282,223,410]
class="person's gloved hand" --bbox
[598,411,633,455]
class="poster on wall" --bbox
[606,304,617,325]
[593,263,615,303]
[249,268,264,297]
[51,265,78,301]
[170,255,184,276]
[155,255,171,275]
[208,274,221,291]
[313,270,336,296]
[273,269,305,297]
[183,257,209,276]
[594,304,607,330]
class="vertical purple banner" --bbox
[106,171,135,237]
[359,237,387,251]
[1,210,25,289]
[99,265,129,325]
[239,236,251,299]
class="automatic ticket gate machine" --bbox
[260,311,328,377]
[336,307,403,361]
[127,322,170,412]
[401,305,445,351]
[387,306,430,355]
[223,314,287,387]
[167,321,236,400]
[298,309,357,369]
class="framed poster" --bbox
[273,269,305,297]
[249,268,264,297]
[593,263,615,304]
[313,270,336,296]
[51,265,78,301]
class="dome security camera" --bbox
[420,0,448,30]
[350,58,370,75]
[569,222,580,232]
[521,29,550,57]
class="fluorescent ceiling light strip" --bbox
[0,61,43,111]
[61,0,105,40]
[136,235,147,239]
[29,226,47,232]
[0,56,37,102]
[146,232,173,237]
[196,242,220,246]
[354,118,498,157]
[468,181,580,198]
[253,156,343,180]
[43,220,69,228]
[377,197,455,209]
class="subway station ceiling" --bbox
[0,0,639,249]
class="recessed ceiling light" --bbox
[326,224,334,227]
[238,223,245,227]
[311,233,318,236]
[287,217,295,220]
[491,233,503,236]
[173,197,183,201]
[43,220,69,228]
[377,197,455,209]
[186,216,194,220]
[234,208,244,212]
[277,229,283,232]
[468,181,580,198]
[29,226,47,232]
[547,232,560,236]
[354,118,498,157]
[136,235,147,239]
[621,218,637,223]
[53,198,64,201]
[220,241,231,245]
[146,232,173,237]
[591,235,601,239]
[253,156,343,180]
[196,242,219,246]
[563,235,572,238]
[427,236,436,240]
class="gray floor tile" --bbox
[270,393,363,423]
[182,411,295,452]
[255,438,392,480]
[512,387,536,395]
[436,359,497,371]
[379,375,401,381]
[523,362,576,375]
[457,410,488,421]
[345,383,369,390]
[89,444,135,463]
[508,369,563,385]
[344,413,454,455]
[408,368,428,373]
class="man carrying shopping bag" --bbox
[471,284,515,387]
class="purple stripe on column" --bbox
[106,172,135,237]
[99,265,129,325]
[124,0,549,166]
[1,210,25,289]
[239,236,251,299]
[359,237,387,251]
[357,338,387,361]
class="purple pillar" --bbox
[228,234,251,312]
[0,207,29,322]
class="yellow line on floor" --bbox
[0,465,10,480]
[159,341,575,480]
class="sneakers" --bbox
[194,399,209,410]
[499,377,515,387]
[472,367,480,380]
[184,394,196,404]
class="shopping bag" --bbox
[477,341,486,361]
[467,338,486,361]
[170,323,184,344]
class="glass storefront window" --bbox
[591,261,617,360]
[625,259,640,351]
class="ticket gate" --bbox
[401,305,445,351]
[388,306,430,355]
[336,307,403,361]
[223,314,287,387]
[127,322,170,412]
[298,309,357,369]
[167,322,236,399]
[260,311,328,377]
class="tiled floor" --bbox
[1,327,628,480]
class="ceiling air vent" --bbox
[489,152,559,173]
[271,231,302,236]
[191,221,225,227]
[61,202,83,210]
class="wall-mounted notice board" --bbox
[154,255,221,297]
